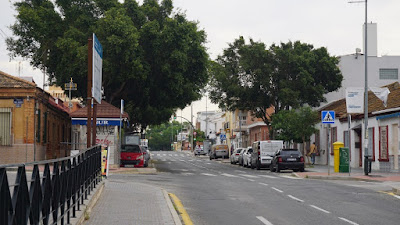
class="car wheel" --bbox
[300,167,305,172]
[270,163,275,172]
[144,161,149,168]
[293,169,299,172]
[256,160,261,170]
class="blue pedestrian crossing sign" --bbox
[322,111,335,124]
[220,134,226,141]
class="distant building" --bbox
[46,85,83,113]
[70,101,129,165]
[0,70,71,164]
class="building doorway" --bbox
[354,128,362,167]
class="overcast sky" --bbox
[1,0,400,122]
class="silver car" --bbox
[230,148,243,164]
[243,147,253,168]
[141,146,150,167]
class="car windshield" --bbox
[237,149,242,153]
[121,145,141,153]
[281,150,301,156]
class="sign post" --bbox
[322,111,335,175]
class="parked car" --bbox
[251,140,284,170]
[243,147,253,168]
[120,144,145,167]
[230,148,243,164]
[270,148,305,172]
[141,145,150,167]
[194,145,206,156]
[209,144,229,160]
[238,148,247,166]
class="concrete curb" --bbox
[75,181,105,225]
[393,187,400,196]
[293,173,382,182]
[162,189,183,225]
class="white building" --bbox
[314,82,400,172]
[324,23,400,106]
[196,111,224,140]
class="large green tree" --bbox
[271,106,319,162]
[209,37,342,135]
[7,0,208,127]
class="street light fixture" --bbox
[349,0,369,175]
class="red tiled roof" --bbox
[0,70,36,88]
[320,82,400,120]
[70,101,129,119]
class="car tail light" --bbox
[236,153,240,156]
[300,156,304,162]
[278,157,282,162]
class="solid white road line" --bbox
[259,182,269,186]
[287,195,304,202]
[221,173,237,177]
[258,175,278,179]
[338,217,359,225]
[271,187,283,193]
[310,205,330,214]
[202,173,217,176]
[256,216,274,225]
[240,174,258,178]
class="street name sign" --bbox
[322,111,335,124]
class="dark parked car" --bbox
[270,149,305,172]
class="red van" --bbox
[120,144,144,167]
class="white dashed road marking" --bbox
[338,217,359,225]
[221,173,237,177]
[310,205,330,214]
[240,174,258,178]
[202,173,217,177]
[258,175,278,179]
[271,187,283,193]
[256,216,274,225]
[281,175,302,179]
[287,195,304,202]
[259,182,269,186]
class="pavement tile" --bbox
[84,179,176,225]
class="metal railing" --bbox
[0,145,102,225]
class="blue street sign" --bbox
[322,111,335,124]
[220,134,226,140]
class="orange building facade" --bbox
[0,71,71,164]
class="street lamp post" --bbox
[349,0,369,175]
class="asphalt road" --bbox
[108,151,400,225]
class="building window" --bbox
[331,127,337,155]
[379,68,398,80]
[379,126,389,161]
[0,108,12,146]
[36,109,41,143]
[43,112,47,143]
[368,128,375,161]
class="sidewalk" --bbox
[83,178,181,225]
[294,164,400,195]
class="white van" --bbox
[251,140,284,170]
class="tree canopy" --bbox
[7,0,209,127]
[208,37,342,133]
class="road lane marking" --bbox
[338,217,359,225]
[169,193,194,225]
[259,182,269,186]
[240,174,258,178]
[247,179,255,182]
[202,173,217,176]
[271,187,283,193]
[281,175,302,179]
[180,160,185,161]
[310,205,330,214]
[206,163,211,165]
[181,173,194,176]
[256,216,274,225]
[235,170,246,173]
[221,173,237,177]
[287,195,304,202]
[258,175,278,179]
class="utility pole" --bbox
[86,37,93,148]
[191,104,194,152]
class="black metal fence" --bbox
[0,145,102,225]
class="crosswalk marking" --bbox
[256,216,274,225]
[201,173,217,176]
